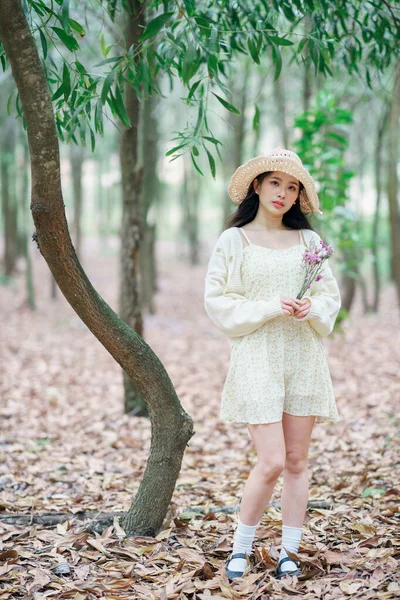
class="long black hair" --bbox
[224,171,316,232]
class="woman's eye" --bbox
[271,181,278,185]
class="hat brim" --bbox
[228,156,322,215]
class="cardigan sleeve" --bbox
[300,234,342,337]
[204,240,283,338]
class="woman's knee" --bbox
[285,450,308,474]
[256,456,285,481]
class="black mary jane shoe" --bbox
[225,552,250,581]
[274,556,302,579]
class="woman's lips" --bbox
[273,200,284,207]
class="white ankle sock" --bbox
[279,525,302,572]
[228,517,259,572]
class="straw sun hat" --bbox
[227,147,323,215]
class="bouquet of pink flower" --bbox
[296,238,335,300]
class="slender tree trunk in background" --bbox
[223,60,250,223]
[96,156,106,241]
[70,143,84,260]
[251,72,268,157]
[181,153,201,265]
[141,79,160,313]
[302,14,313,113]
[273,72,289,147]
[388,59,400,306]
[1,116,18,276]
[0,0,194,537]
[51,275,58,299]
[372,104,390,312]
[119,0,148,417]
[20,131,35,310]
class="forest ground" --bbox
[1,235,399,599]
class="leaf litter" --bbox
[0,237,399,599]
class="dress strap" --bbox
[299,229,308,248]
[238,227,252,246]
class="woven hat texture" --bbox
[227,147,323,215]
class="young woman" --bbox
[204,148,341,581]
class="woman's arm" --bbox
[204,239,283,338]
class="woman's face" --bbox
[253,171,300,214]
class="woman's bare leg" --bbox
[239,421,286,525]
[276,413,316,575]
[281,413,316,526]
[226,420,286,575]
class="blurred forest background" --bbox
[1,1,399,598]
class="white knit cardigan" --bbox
[204,226,341,339]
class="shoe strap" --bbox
[278,556,299,567]
[229,552,248,560]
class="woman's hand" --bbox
[292,297,312,319]
[280,296,303,317]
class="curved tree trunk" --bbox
[0,0,194,538]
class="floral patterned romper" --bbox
[219,227,339,425]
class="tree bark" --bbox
[181,152,200,265]
[1,116,18,276]
[119,0,148,417]
[223,59,250,223]
[70,143,84,260]
[372,104,390,312]
[388,59,400,306]
[140,76,160,313]
[273,72,290,147]
[0,0,194,538]
[20,129,36,310]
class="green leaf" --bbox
[75,60,86,76]
[101,69,116,104]
[188,79,201,101]
[93,56,123,68]
[51,84,65,101]
[39,29,48,59]
[253,104,260,131]
[267,35,294,46]
[62,62,71,100]
[211,92,241,114]
[248,38,260,64]
[114,83,131,127]
[89,124,96,152]
[361,487,386,498]
[165,142,189,156]
[205,147,216,178]
[15,92,22,117]
[190,151,204,176]
[271,44,282,81]
[202,135,222,145]
[51,27,79,52]
[61,0,70,31]
[7,93,12,116]
[183,0,196,17]
[101,34,106,58]
[69,19,85,36]
[193,101,205,138]
[139,12,174,42]
[94,99,104,135]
